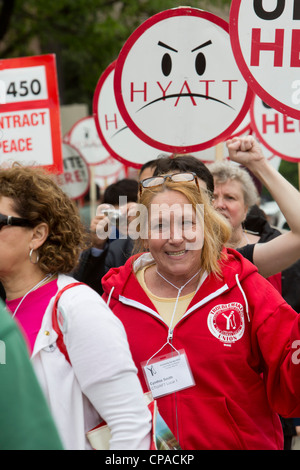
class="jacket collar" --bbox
[103,248,256,324]
[106,252,229,318]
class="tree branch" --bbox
[0,0,16,41]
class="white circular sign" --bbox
[93,61,169,168]
[230,0,300,120]
[175,110,252,164]
[250,95,300,163]
[231,109,252,137]
[55,143,90,199]
[66,116,109,165]
[114,7,253,154]
[93,155,125,178]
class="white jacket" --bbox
[31,274,151,450]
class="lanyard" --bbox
[146,269,200,365]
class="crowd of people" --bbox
[1,135,300,450]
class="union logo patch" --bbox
[207,302,245,345]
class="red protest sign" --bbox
[230,0,300,120]
[0,54,62,172]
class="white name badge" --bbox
[142,350,195,399]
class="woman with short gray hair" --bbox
[209,159,280,291]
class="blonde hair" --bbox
[136,180,231,277]
[0,164,90,273]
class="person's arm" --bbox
[64,286,152,450]
[226,136,300,277]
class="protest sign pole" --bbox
[215,143,224,161]
[89,166,97,220]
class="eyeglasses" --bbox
[0,213,33,231]
[139,172,200,196]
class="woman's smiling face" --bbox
[144,189,203,283]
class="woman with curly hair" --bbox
[0,164,151,450]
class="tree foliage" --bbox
[279,159,299,190]
[0,0,231,107]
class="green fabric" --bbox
[0,300,63,450]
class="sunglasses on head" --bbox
[139,172,200,197]
[0,213,33,231]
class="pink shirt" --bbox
[6,280,58,354]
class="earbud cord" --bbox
[12,273,53,318]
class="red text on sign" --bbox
[105,113,118,130]
[56,170,86,185]
[251,29,300,67]
[129,80,239,103]
[0,138,33,153]
[0,111,47,129]
[261,113,300,134]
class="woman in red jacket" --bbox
[102,172,300,450]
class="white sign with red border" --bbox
[93,155,126,188]
[114,7,253,154]
[65,116,109,166]
[54,143,90,200]
[250,95,300,163]
[94,60,250,167]
[0,54,62,172]
[93,61,169,168]
[230,0,300,120]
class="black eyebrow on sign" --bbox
[191,40,212,52]
[158,41,178,53]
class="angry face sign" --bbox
[114,7,253,153]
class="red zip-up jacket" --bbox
[102,248,300,450]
